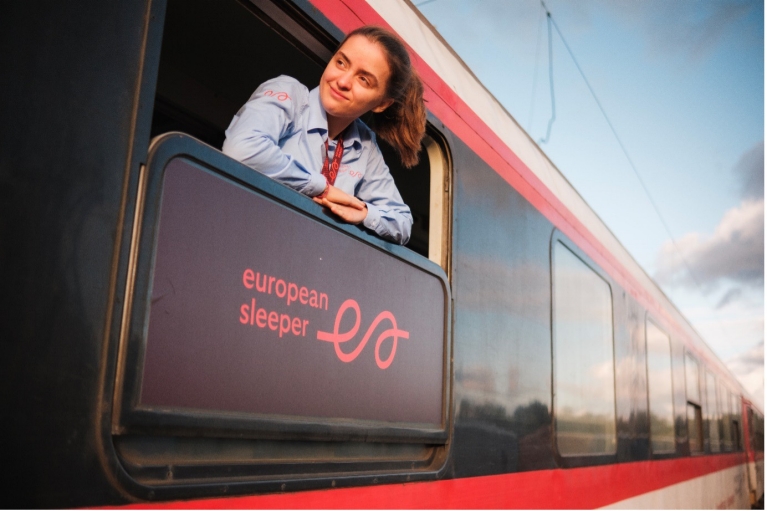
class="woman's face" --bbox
[320,35,394,127]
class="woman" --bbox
[222,26,426,245]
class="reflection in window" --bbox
[685,352,701,404]
[706,371,720,452]
[646,320,675,453]
[730,391,742,450]
[685,352,703,453]
[688,402,704,453]
[720,384,733,451]
[553,242,616,456]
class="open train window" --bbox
[114,0,453,496]
[149,0,450,267]
[551,235,616,461]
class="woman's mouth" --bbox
[329,85,347,101]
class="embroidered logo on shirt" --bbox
[339,165,362,179]
[263,90,290,101]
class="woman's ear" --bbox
[371,97,395,113]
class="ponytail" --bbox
[341,26,426,168]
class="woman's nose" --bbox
[337,71,352,90]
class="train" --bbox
[1,0,763,508]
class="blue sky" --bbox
[417,0,764,407]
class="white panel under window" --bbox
[646,320,675,454]
[553,242,616,456]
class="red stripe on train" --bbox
[308,0,730,378]
[113,454,745,509]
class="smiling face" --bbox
[319,35,394,138]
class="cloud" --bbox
[727,340,764,373]
[716,288,743,309]
[654,198,764,289]
[726,341,764,407]
[734,140,764,200]
[655,142,765,291]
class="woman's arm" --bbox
[355,146,413,245]
[222,78,327,197]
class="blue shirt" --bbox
[222,76,413,245]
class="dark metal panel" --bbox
[447,136,556,477]
[0,0,161,507]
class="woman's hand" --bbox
[313,185,368,224]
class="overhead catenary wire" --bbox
[526,4,546,132]
[538,12,556,145]
[538,0,707,293]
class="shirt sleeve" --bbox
[356,141,414,245]
[221,77,327,197]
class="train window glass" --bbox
[700,373,710,450]
[552,241,616,457]
[684,353,703,453]
[706,371,721,452]
[150,0,449,265]
[720,382,733,451]
[646,319,675,454]
[688,403,704,453]
[685,352,701,405]
[731,392,742,450]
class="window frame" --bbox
[111,0,457,498]
[706,370,721,453]
[550,231,618,467]
[115,132,452,441]
[684,351,704,454]
[644,316,676,457]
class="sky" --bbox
[416,0,764,408]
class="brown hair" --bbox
[341,26,426,168]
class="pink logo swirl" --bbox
[316,299,409,369]
[263,90,291,101]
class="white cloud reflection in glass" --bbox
[553,242,616,456]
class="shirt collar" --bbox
[308,86,363,156]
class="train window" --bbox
[731,392,742,450]
[684,352,701,404]
[114,0,453,492]
[752,412,764,453]
[720,382,733,451]
[149,0,450,265]
[378,131,451,266]
[706,371,721,452]
[687,403,704,453]
[552,241,616,457]
[684,352,703,453]
[646,320,675,454]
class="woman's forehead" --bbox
[338,35,390,79]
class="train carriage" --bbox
[1,0,763,508]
